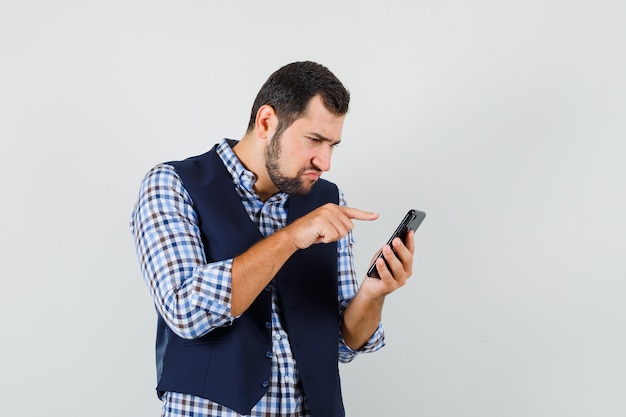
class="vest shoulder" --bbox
[167,148,216,169]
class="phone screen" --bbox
[366,209,426,279]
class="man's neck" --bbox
[232,134,278,202]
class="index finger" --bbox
[340,206,379,221]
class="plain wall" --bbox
[1,1,625,416]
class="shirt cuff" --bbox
[190,258,237,328]
[338,322,386,363]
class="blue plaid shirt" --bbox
[130,139,385,416]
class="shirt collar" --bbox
[216,138,288,204]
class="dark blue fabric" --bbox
[155,145,344,416]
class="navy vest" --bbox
[155,145,345,416]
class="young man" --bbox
[130,61,415,417]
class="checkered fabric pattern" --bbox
[130,139,385,416]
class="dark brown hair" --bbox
[246,61,350,136]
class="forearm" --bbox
[341,288,385,350]
[139,226,299,336]
[341,229,416,349]
[232,202,378,316]
[231,227,299,316]
[132,210,235,339]
[138,217,299,335]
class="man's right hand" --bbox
[286,203,379,249]
[231,203,377,316]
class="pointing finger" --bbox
[340,206,379,221]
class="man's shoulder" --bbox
[166,148,217,167]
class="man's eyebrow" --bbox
[308,132,341,145]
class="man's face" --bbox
[265,95,345,196]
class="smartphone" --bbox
[366,209,426,279]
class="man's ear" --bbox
[254,104,278,140]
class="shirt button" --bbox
[284,375,292,384]
[274,333,282,340]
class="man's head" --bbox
[246,61,350,140]
[263,94,345,196]
[240,61,350,200]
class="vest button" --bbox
[265,351,272,359]
[262,380,270,388]
[265,321,271,329]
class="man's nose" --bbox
[312,146,333,172]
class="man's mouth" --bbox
[303,170,322,181]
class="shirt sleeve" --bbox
[129,164,236,339]
[336,190,386,363]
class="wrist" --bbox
[275,226,302,252]
[357,282,386,306]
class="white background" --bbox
[1,1,625,416]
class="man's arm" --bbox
[130,165,235,339]
[341,231,415,350]
[131,166,379,331]
[230,203,379,317]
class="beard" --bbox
[265,132,319,197]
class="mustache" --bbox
[301,165,323,174]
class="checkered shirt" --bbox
[130,139,385,416]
